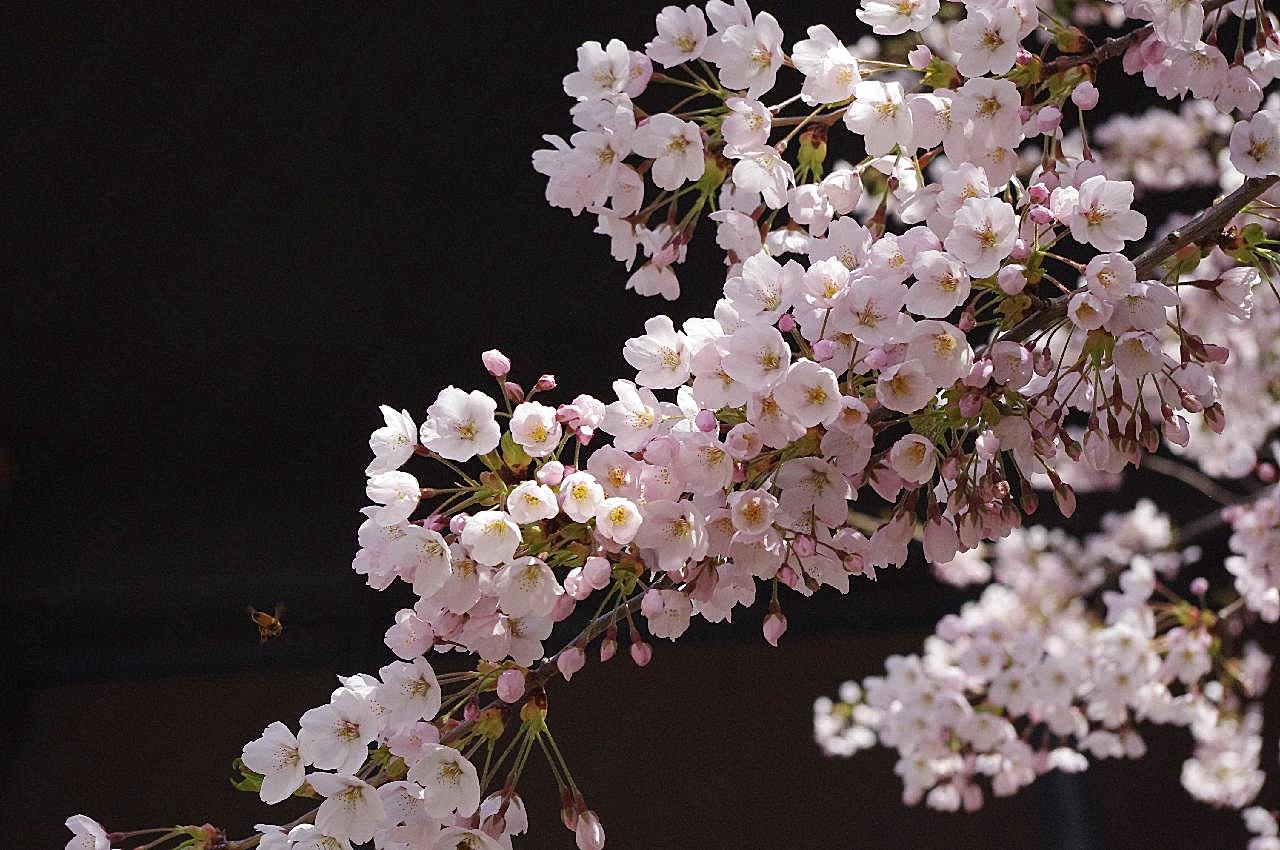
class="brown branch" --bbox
[996,174,1280,348]
[1041,0,1233,76]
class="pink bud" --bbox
[449,514,469,535]
[576,425,595,446]
[793,534,816,557]
[536,374,557,391]
[1258,462,1278,484]
[1053,480,1077,518]
[958,391,983,418]
[1071,81,1099,110]
[864,347,892,369]
[777,313,797,332]
[997,264,1027,295]
[481,349,511,378]
[583,556,613,589]
[1018,106,1032,125]
[644,434,680,466]
[777,564,798,589]
[557,646,586,681]
[1201,343,1229,364]
[496,668,525,703]
[504,381,525,402]
[1036,106,1062,133]
[630,640,652,667]
[575,810,606,850]
[763,609,788,647]
[537,461,566,486]
[564,567,592,600]
[1009,238,1031,261]
[964,361,993,389]
[695,409,718,432]
[908,44,932,69]
[464,701,479,721]
[1189,577,1209,597]
[551,592,575,622]
[812,339,836,361]
[1028,183,1050,204]
[599,635,617,662]
[1204,403,1226,434]
[1029,204,1054,225]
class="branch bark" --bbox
[1041,0,1233,76]
[997,174,1280,347]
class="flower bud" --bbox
[1204,403,1226,434]
[695,409,719,433]
[537,460,566,486]
[575,810,606,850]
[763,606,788,647]
[557,646,586,681]
[504,381,525,402]
[1029,204,1054,224]
[551,591,576,621]
[997,264,1027,295]
[812,338,836,361]
[1190,576,1209,597]
[1071,81,1099,110]
[564,567,592,600]
[450,514,469,535]
[908,44,932,69]
[777,313,797,332]
[482,349,511,378]
[1036,105,1062,133]
[599,632,617,662]
[536,374,557,391]
[583,556,613,589]
[630,640,653,667]
[1258,462,1278,484]
[793,534,816,557]
[496,668,525,703]
[958,391,983,418]
[1028,183,1050,204]
[1009,238,1031,261]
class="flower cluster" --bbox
[815,500,1274,813]
[67,1,1280,848]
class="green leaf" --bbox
[995,293,1032,330]
[922,58,962,91]
[231,757,263,793]
[500,432,530,473]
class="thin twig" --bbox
[225,584,656,850]
[1139,453,1243,506]
[1041,0,1233,75]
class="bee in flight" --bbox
[247,603,285,644]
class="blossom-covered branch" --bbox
[67,1,1280,848]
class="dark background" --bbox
[0,3,1265,847]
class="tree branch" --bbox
[225,585,653,850]
[1041,0,1233,76]
[997,174,1280,347]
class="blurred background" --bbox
[2,2,1270,847]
